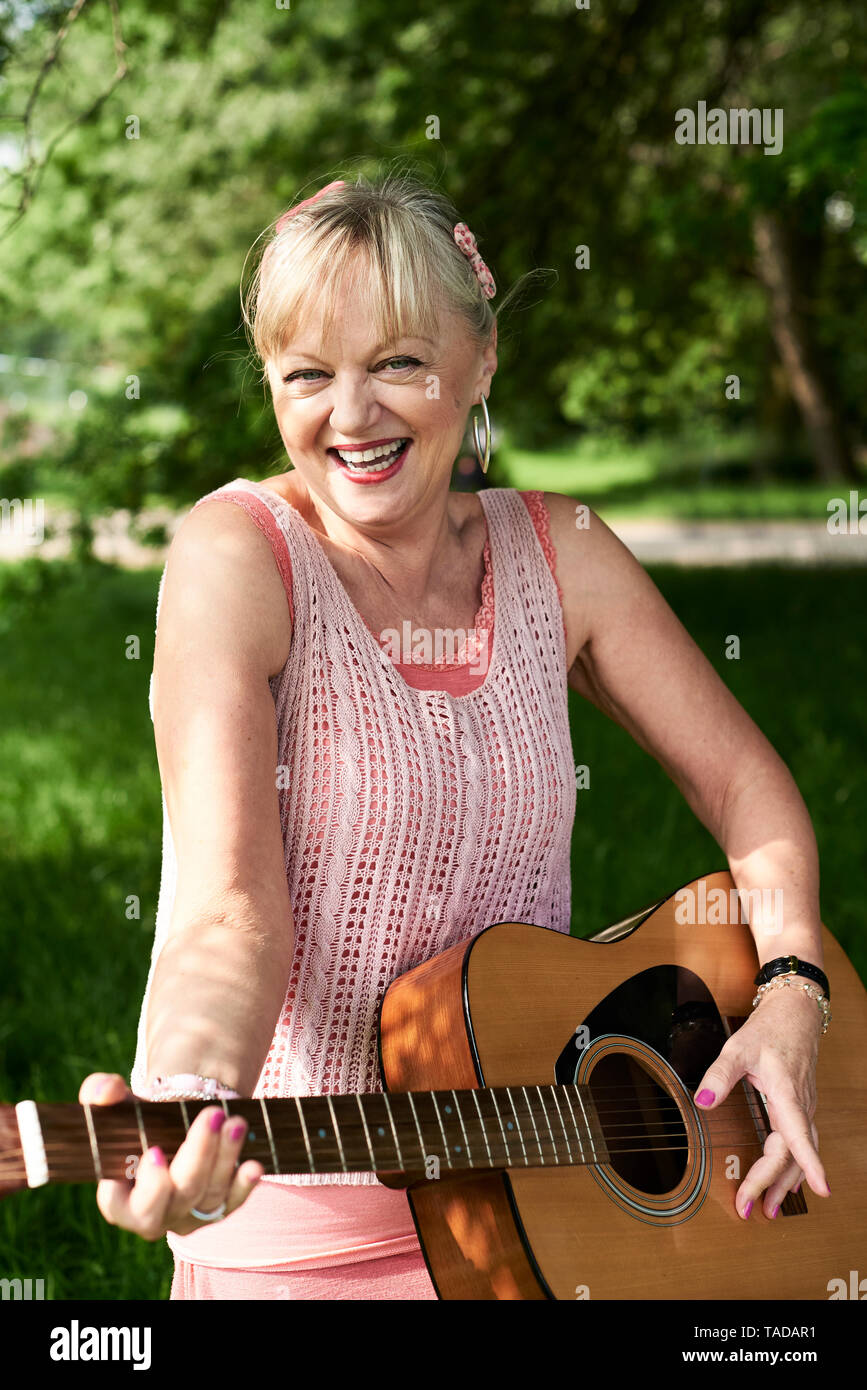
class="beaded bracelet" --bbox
[142,1073,241,1101]
[751,976,831,1035]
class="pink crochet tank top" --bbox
[131,481,576,1201]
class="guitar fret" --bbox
[470,1090,493,1165]
[382,1093,405,1169]
[504,1088,529,1164]
[81,1103,103,1180]
[518,1086,545,1163]
[574,1085,598,1163]
[326,1095,348,1173]
[486,1088,513,1165]
[561,1086,584,1163]
[543,1085,573,1163]
[295,1097,315,1173]
[355,1095,377,1170]
[132,1097,148,1155]
[259,1098,280,1175]
[535,1084,558,1161]
[425,1092,452,1169]
[450,1089,469,1167]
[363,1095,401,1170]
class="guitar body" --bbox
[378,871,867,1300]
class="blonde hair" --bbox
[241,166,528,382]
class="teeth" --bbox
[335,439,406,469]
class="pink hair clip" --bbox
[453,222,496,299]
[275,179,347,234]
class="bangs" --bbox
[254,212,445,367]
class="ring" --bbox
[191,1201,227,1223]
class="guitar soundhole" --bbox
[589,1053,688,1195]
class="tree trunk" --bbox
[752,210,856,482]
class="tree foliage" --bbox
[1,0,865,519]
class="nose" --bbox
[328,371,382,440]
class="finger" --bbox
[736,1119,821,1218]
[735,1128,792,1218]
[694,1044,745,1110]
[188,1114,251,1218]
[96,1145,172,1238]
[783,1123,818,1204]
[79,1072,132,1105]
[162,1106,232,1224]
[223,1159,265,1217]
[123,1146,176,1240]
[764,1091,828,1196]
[759,1154,803,1217]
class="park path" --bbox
[1,505,865,567]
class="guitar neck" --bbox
[12,1085,609,1188]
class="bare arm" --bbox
[546,493,822,966]
[546,493,828,1210]
[144,497,295,1095]
[80,497,295,1239]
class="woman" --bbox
[80,171,829,1300]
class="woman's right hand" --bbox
[79,1072,265,1241]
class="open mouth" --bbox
[328,438,410,482]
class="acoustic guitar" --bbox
[3,870,865,1300]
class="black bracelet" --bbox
[754,955,830,1001]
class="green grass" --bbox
[495,430,864,520]
[0,555,864,1299]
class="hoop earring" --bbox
[472,395,492,474]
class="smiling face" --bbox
[264,254,497,525]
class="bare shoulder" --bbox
[536,491,651,671]
[158,496,292,680]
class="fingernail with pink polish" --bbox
[228,1121,245,1142]
[148,1146,166,1167]
[771,1205,779,1218]
[743,1200,753,1220]
[210,1110,227,1133]
[696,1089,715,1106]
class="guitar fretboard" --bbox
[24,1085,611,1186]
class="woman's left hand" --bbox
[693,986,831,1218]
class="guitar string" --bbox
[3,1075,829,1179]
[4,1118,835,1178]
[4,1088,825,1151]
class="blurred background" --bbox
[1,0,865,1298]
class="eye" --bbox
[379,356,423,371]
[282,369,324,384]
[281,355,423,385]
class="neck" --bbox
[287,472,467,613]
[11,1084,609,1191]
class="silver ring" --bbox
[191,1201,227,1223]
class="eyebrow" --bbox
[280,336,436,362]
